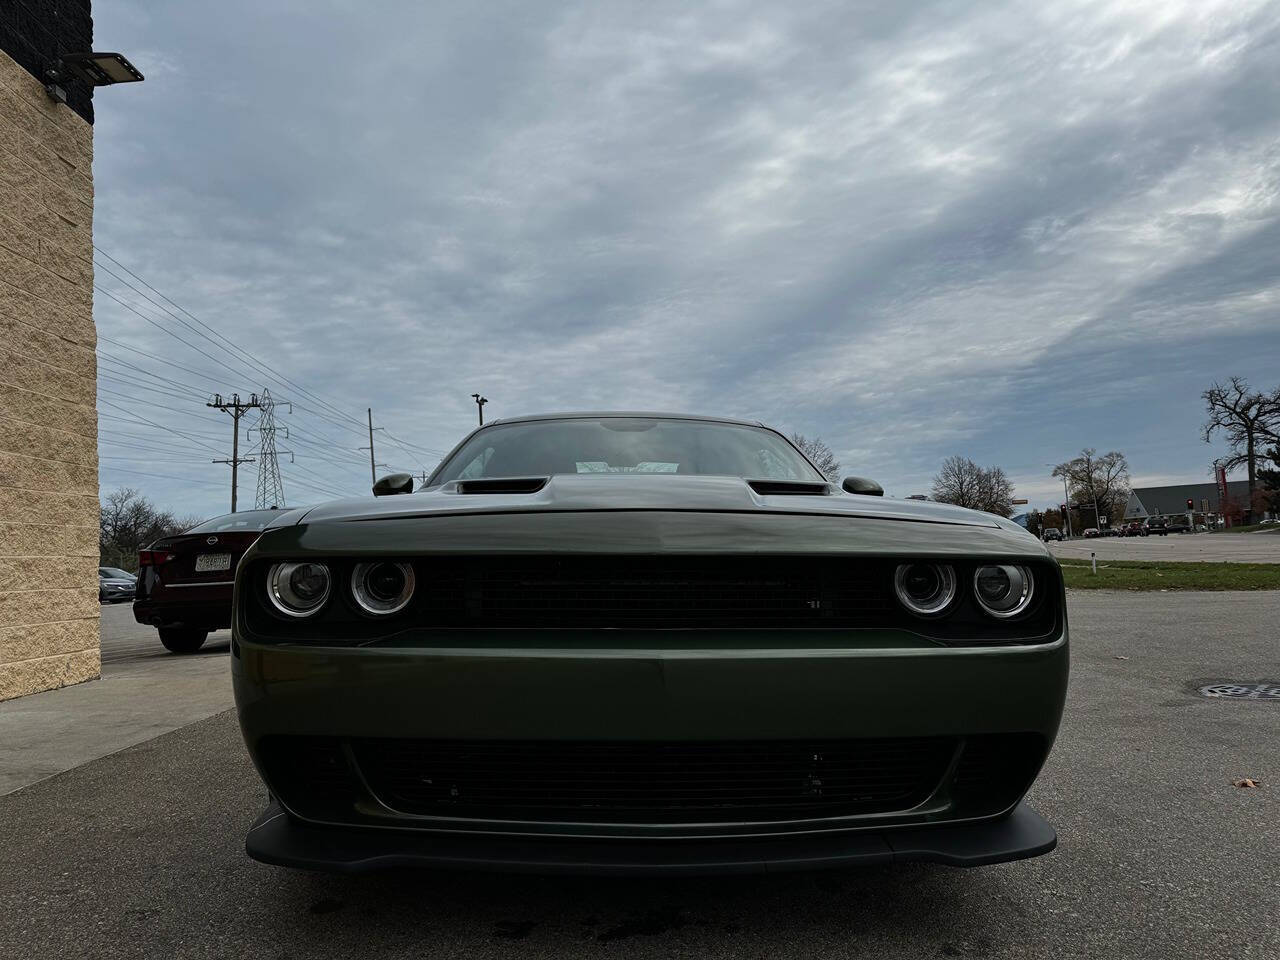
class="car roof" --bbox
[484,411,768,428]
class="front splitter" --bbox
[245,802,1056,875]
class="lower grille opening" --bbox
[352,737,955,823]
[257,733,1049,827]
[257,736,360,819]
[950,733,1047,815]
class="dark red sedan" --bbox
[133,509,281,653]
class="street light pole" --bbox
[471,393,488,426]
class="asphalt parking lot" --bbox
[96,601,232,664]
[2,591,1277,959]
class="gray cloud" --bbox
[90,0,1280,517]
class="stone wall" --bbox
[0,48,98,700]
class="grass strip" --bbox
[1059,559,1280,591]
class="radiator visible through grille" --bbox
[352,737,956,823]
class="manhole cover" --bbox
[1198,683,1280,701]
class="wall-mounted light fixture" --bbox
[44,52,144,103]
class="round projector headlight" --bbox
[351,561,415,616]
[268,561,330,617]
[893,562,957,617]
[972,564,1035,619]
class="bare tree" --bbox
[1259,445,1280,515]
[99,488,203,570]
[931,455,1016,516]
[977,465,1016,517]
[790,433,841,481]
[1051,449,1130,528]
[1202,377,1280,522]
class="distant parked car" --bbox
[1146,520,1169,536]
[133,509,282,653]
[98,567,136,604]
[1082,528,1100,538]
[1166,519,1192,534]
[1042,527,1063,542]
[1122,522,1148,537]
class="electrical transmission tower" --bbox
[253,389,291,509]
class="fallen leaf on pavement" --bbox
[1233,778,1261,789]
[1114,655,1129,660]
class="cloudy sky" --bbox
[91,0,1280,520]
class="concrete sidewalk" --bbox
[0,646,234,795]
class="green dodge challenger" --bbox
[232,413,1068,874]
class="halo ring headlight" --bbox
[268,561,331,618]
[893,562,958,617]
[351,561,415,616]
[972,564,1035,619]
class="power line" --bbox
[97,398,225,456]
[96,282,267,387]
[97,353,216,401]
[97,335,250,391]
[93,245,443,456]
[94,248,370,430]
[98,373,209,405]
[97,466,226,488]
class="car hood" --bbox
[101,578,135,586]
[295,474,1018,530]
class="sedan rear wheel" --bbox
[158,627,208,654]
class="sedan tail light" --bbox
[138,549,176,566]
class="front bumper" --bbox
[246,798,1056,875]
[233,630,1067,861]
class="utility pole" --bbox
[208,393,261,513]
[359,408,386,484]
[471,393,488,426]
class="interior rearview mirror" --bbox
[372,473,414,497]
[842,476,884,496]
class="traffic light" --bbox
[1060,503,1067,515]
[1186,498,1194,510]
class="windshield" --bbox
[184,510,278,534]
[429,417,823,485]
[100,567,134,579]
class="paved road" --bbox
[1050,531,1280,564]
[3,592,1277,959]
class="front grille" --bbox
[246,555,1061,642]
[416,555,895,629]
[352,737,955,823]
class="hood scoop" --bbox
[747,479,833,496]
[454,476,550,495]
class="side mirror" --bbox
[372,472,414,497]
[842,476,884,496]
